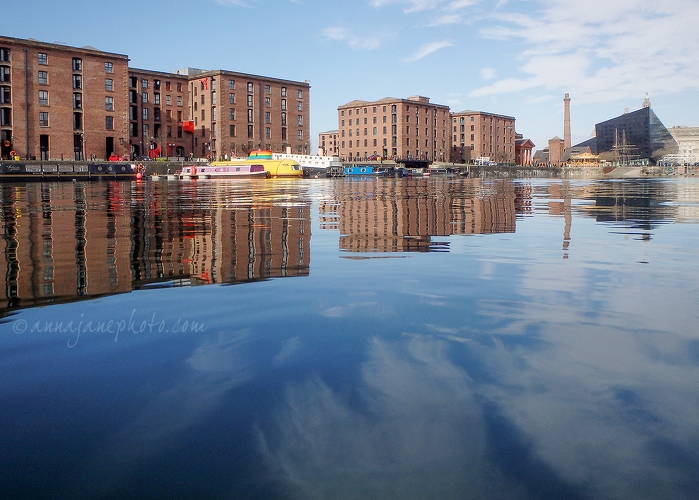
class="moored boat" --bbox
[271,153,344,177]
[210,150,303,178]
[344,165,385,176]
[423,167,456,177]
[0,161,137,181]
[178,163,267,180]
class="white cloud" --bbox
[443,92,465,108]
[480,67,497,79]
[404,40,454,62]
[370,0,445,12]
[470,0,699,103]
[322,26,382,51]
[257,336,500,498]
[429,14,464,26]
[371,0,478,27]
[446,0,478,9]
[216,0,253,6]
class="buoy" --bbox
[136,172,143,179]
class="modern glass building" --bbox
[575,107,678,164]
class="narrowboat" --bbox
[344,165,383,176]
[208,150,303,178]
[178,163,267,180]
[0,161,137,181]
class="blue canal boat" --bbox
[344,165,382,176]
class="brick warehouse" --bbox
[127,68,190,160]
[450,110,516,164]
[178,68,311,160]
[0,36,130,161]
[0,35,311,161]
[337,96,451,162]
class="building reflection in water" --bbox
[547,178,690,247]
[0,181,310,313]
[320,178,521,252]
[3,178,693,312]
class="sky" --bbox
[5,0,699,153]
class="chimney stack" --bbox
[563,93,571,151]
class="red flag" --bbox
[183,121,194,133]
[148,141,161,159]
[199,77,208,90]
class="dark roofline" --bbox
[0,35,128,60]
[595,106,648,127]
[193,69,310,87]
[338,96,449,110]
[516,138,536,147]
[452,110,515,120]
[129,68,189,79]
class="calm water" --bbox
[1,177,699,499]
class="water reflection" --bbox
[2,178,699,312]
[321,178,519,252]
[1,178,699,498]
[0,181,311,313]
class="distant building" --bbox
[451,110,516,164]
[337,96,451,162]
[665,126,699,165]
[533,148,549,166]
[533,93,572,167]
[574,104,678,165]
[515,135,536,165]
[318,130,339,156]
[548,136,565,166]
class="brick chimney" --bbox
[564,93,571,151]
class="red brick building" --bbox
[1,35,130,160]
[182,68,311,160]
[515,135,536,165]
[1,36,311,161]
[318,130,339,156]
[128,68,190,159]
[451,110,516,164]
[337,96,451,162]
[548,136,565,166]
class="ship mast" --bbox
[613,128,637,166]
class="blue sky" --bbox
[5,0,699,153]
